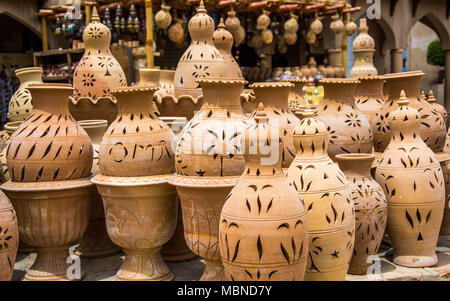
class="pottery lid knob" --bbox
[398,90,409,106]
[91,6,100,23]
[197,0,206,13]
[427,90,436,103]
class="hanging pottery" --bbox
[372,71,446,153]
[354,76,386,126]
[8,67,43,122]
[330,13,344,34]
[169,78,254,281]
[345,15,357,36]
[284,13,299,33]
[305,30,316,45]
[213,18,243,79]
[233,26,246,46]
[256,10,271,30]
[168,18,185,44]
[71,7,127,125]
[336,154,387,275]
[310,14,323,35]
[250,82,299,169]
[92,86,178,281]
[173,1,226,100]
[375,91,445,268]
[316,78,373,161]
[155,4,172,29]
[284,31,297,45]
[2,83,93,281]
[249,31,263,49]
[220,104,308,281]
[225,8,240,33]
[261,29,273,44]
[0,190,18,281]
[286,108,355,281]
[350,18,377,77]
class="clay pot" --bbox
[257,10,271,30]
[284,31,297,45]
[261,29,274,44]
[213,18,243,79]
[250,82,299,169]
[233,26,246,46]
[441,128,450,235]
[220,104,308,281]
[225,9,240,33]
[8,67,43,122]
[427,90,447,123]
[318,65,327,77]
[71,7,127,125]
[330,13,344,34]
[308,57,318,78]
[286,108,355,281]
[155,4,172,29]
[375,91,445,267]
[93,86,178,280]
[75,120,120,258]
[169,78,254,281]
[345,17,357,36]
[169,18,185,44]
[0,190,18,281]
[373,71,446,153]
[284,14,299,33]
[325,65,335,78]
[0,122,22,183]
[354,76,386,126]
[334,65,345,78]
[174,1,226,100]
[301,66,311,79]
[316,78,372,161]
[310,14,323,35]
[281,79,307,110]
[336,154,387,275]
[350,19,377,77]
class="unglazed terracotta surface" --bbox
[316,78,373,161]
[220,104,308,281]
[427,90,447,123]
[212,19,243,79]
[0,190,18,281]
[441,128,450,235]
[373,71,446,153]
[286,109,355,281]
[375,91,445,268]
[250,82,299,168]
[282,78,307,110]
[354,76,386,126]
[8,67,43,122]
[336,154,387,275]
[169,78,254,281]
[350,18,377,77]
[6,84,93,182]
[70,7,127,124]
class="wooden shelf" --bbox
[43,75,71,81]
[33,48,84,58]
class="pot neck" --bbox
[17,70,43,84]
[386,73,423,101]
[251,84,291,109]
[114,88,156,114]
[322,82,358,104]
[27,84,72,115]
[200,80,244,108]
[354,78,384,97]
[79,120,108,145]
[336,154,374,178]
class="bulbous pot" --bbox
[336,153,387,275]
[1,178,92,281]
[354,76,386,126]
[0,190,19,281]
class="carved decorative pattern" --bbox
[0,191,18,281]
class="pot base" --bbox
[305,269,348,281]
[393,254,438,268]
[116,249,174,281]
[162,252,198,263]
[74,220,120,259]
[201,259,226,281]
[347,265,370,275]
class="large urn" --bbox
[92,86,178,281]
[70,7,127,124]
[286,108,355,281]
[169,78,254,281]
[1,83,93,281]
[220,104,308,281]
[375,91,445,267]
[353,76,386,126]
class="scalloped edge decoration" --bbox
[111,85,158,94]
[168,174,239,188]
[319,78,361,84]
[353,75,385,81]
[249,82,294,89]
[196,77,248,85]
[69,95,118,105]
[1,177,92,192]
[91,173,173,186]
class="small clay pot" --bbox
[155,4,172,29]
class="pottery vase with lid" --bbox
[249,82,299,169]
[316,78,373,161]
[8,67,43,122]
[92,85,178,281]
[375,91,445,267]
[220,104,308,281]
[350,18,377,77]
[169,78,254,281]
[213,18,243,79]
[354,76,386,126]
[0,190,18,281]
[286,108,355,281]
[173,1,226,100]
[372,71,446,153]
[336,153,387,275]
[71,7,127,125]
[74,120,120,258]
[2,83,93,281]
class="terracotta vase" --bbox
[282,79,307,110]
[306,31,317,45]
[257,10,271,30]
[316,78,372,161]
[375,91,445,267]
[284,31,297,45]
[213,18,243,79]
[2,83,93,281]
[372,71,446,153]
[427,90,447,123]
[336,154,387,275]
[155,4,172,29]
[354,76,386,126]
[286,108,355,281]
[284,14,299,33]
[92,86,178,281]
[169,78,254,281]
[330,13,344,34]
[173,1,226,100]
[350,18,377,77]
[70,7,127,125]
[310,14,323,35]
[169,18,185,44]
[308,57,318,78]
[325,65,335,78]
[345,16,357,36]
[220,104,308,281]
[8,67,43,122]
[250,82,299,169]
[75,120,120,258]
[0,190,18,281]
[225,8,240,33]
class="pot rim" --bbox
[5,121,24,132]
[27,83,73,91]
[15,67,43,76]
[91,174,172,186]
[1,177,92,192]
[78,119,108,128]
[335,153,375,161]
[169,174,239,188]
[250,82,293,89]
[384,70,425,78]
